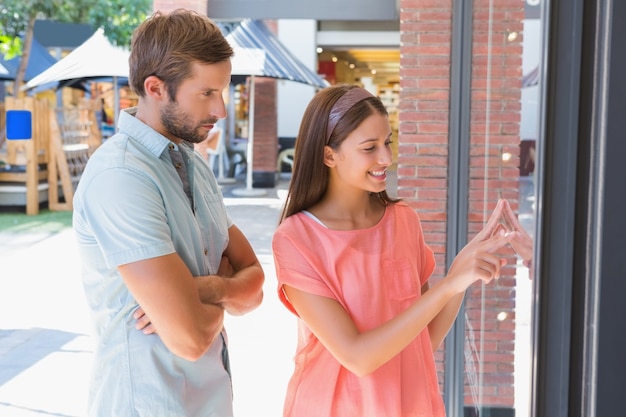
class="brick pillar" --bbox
[152,0,207,13]
[250,76,279,187]
[399,0,523,412]
[250,20,279,188]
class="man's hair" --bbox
[129,9,234,99]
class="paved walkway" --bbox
[0,176,296,417]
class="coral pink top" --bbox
[272,202,446,417]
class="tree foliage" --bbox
[0,0,151,94]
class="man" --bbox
[73,9,264,416]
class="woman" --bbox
[272,84,516,417]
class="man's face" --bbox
[160,60,232,145]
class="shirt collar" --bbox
[117,107,175,157]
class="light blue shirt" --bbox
[73,108,234,417]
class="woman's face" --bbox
[327,112,393,194]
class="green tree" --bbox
[0,0,151,97]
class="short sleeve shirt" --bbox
[73,108,234,416]
[272,202,446,417]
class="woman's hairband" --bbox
[326,87,375,143]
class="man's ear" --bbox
[323,145,336,168]
[144,75,167,101]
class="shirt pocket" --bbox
[199,191,229,242]
[382,259,420,301]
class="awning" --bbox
[221,19,328,89]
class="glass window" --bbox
[454,1,542,416]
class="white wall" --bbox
[277,20,317,139]
[520,19,541,141]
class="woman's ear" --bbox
[144,75,166,101]
[323,145,336,168]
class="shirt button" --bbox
[168,143,175,150]
[175,163,182,169]
[204,249,209,256]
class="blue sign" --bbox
[6,110,32,140]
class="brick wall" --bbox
[152,0,206,13]
[251,21,279,186]
[250,76,279,175]
[399,0,523,411]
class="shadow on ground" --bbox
[0,328,86,387]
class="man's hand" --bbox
[133,256,234,335]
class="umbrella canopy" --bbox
[231,47,266,76]
[24,28,129,90]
